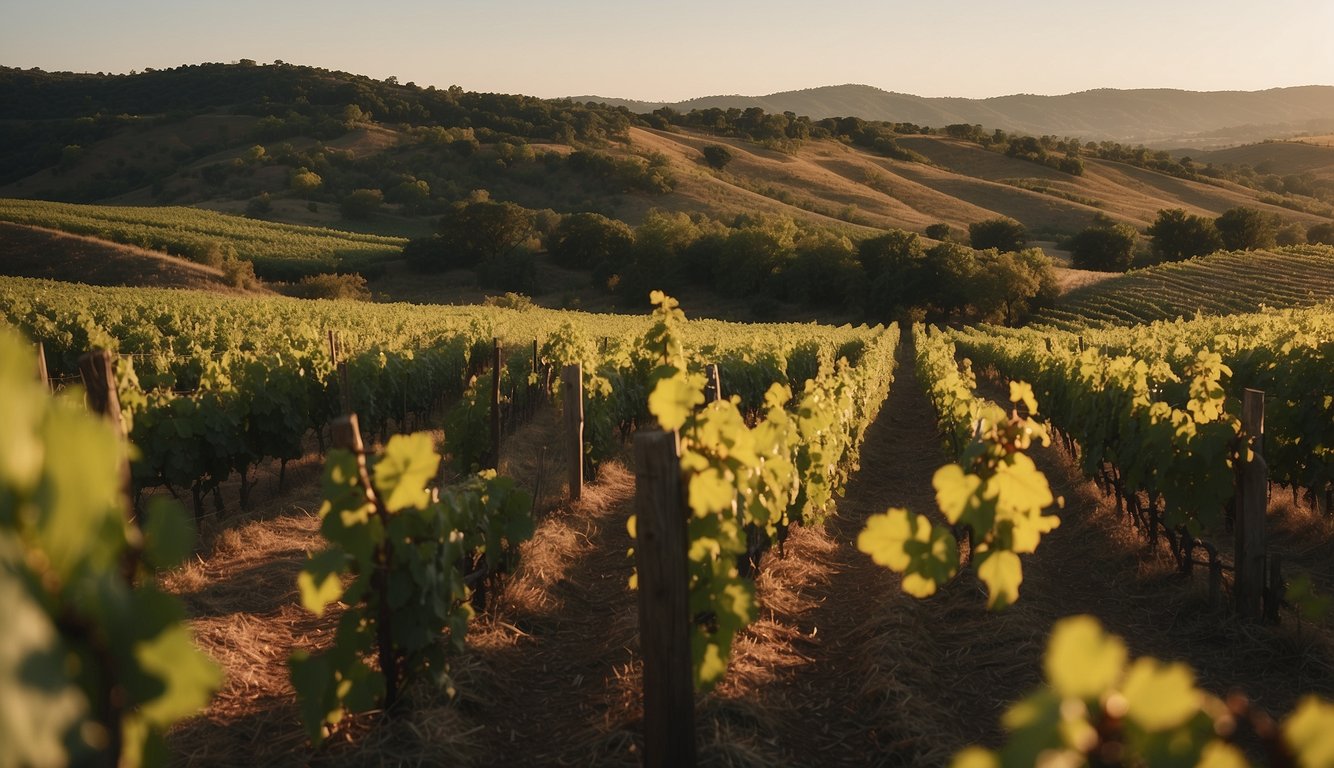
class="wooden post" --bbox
[561,364,584,500]
[1235,388,1267,620]
[490,338,502,468]
[327,329,338,363]
[79,350,127,441]
[79,350,135,537]
[704,364,722,403]
[35,341,51,392]
[633,430,696,768]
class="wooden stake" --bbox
[704,363,722,403]
[633,430,695,768]
[1235,388,1267,620]
[35,340,51,392]
[490,338,501,468]
[78,350,135,548]
[561,364,584,500]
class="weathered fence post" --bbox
[79,350,136,553]
[35,340,51,392]
[78,350,126,440]
[633,429,696,768]
[704,364,722,403]
[490,338,502,468]
[561,364,584,500]
[1235,388,1267,620]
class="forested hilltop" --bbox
[3,61,1333,326]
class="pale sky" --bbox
[2,0,1331,102]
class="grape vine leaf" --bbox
[373,433,440,512]
[647,372,704,432]
[298,548,348,615]
[857,508,959,598]
[1044,615,1126,700]
[976,549,1023,609]
[0,543,88,768]
[1284,696,1334,768]
[1121,658,1199,731]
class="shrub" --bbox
[286,272,371,300]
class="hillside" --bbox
[575,84,1334,147]
[2,63,1332,243]
[1033,245,1334,328]
[0,221,265,293]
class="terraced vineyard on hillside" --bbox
[1037,245,1334,328]
[0,198,405,279]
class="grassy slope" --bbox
[0,221,267,293]
[1035,245,1334,328]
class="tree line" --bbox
[404,204,1057,326]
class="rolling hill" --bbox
[1033,245,1334,327]
[573,84,1334,148]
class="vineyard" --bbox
[4,270,1334,766]
[0,198,405,279]
[1036,245,1334,328]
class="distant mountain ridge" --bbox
[570,84,1334,147]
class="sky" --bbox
[2,0,1332,102]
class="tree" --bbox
[1146,209,1222,262]
[921,242,979,321]
[701,144,734,170]
[289,167,322,195]
[968,217,1027,253]
[924,223,953,242]
[545,212,634,271]
[1215,207,1278,251]
[1069,219,1137,272]
[1308,221,1334,245]
[402,201,533,273]
[340,188,384,220]
[857,229,923,282]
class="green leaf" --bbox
[132,623,223,728]
[1121,657,1200,732]
[688,467,735,516]
[373,432,440,513]
[289,651,336,744]
[298,548,347,616]
[858,508,959,598]
[647,371,703,432]
[976,549,1023,609]
[1044,615,1126,700]
[140,498,196,572]
[933,464,981,525]
[0,544,89,768]
[1283,696,1334,768]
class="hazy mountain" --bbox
[571,84,1334,147]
